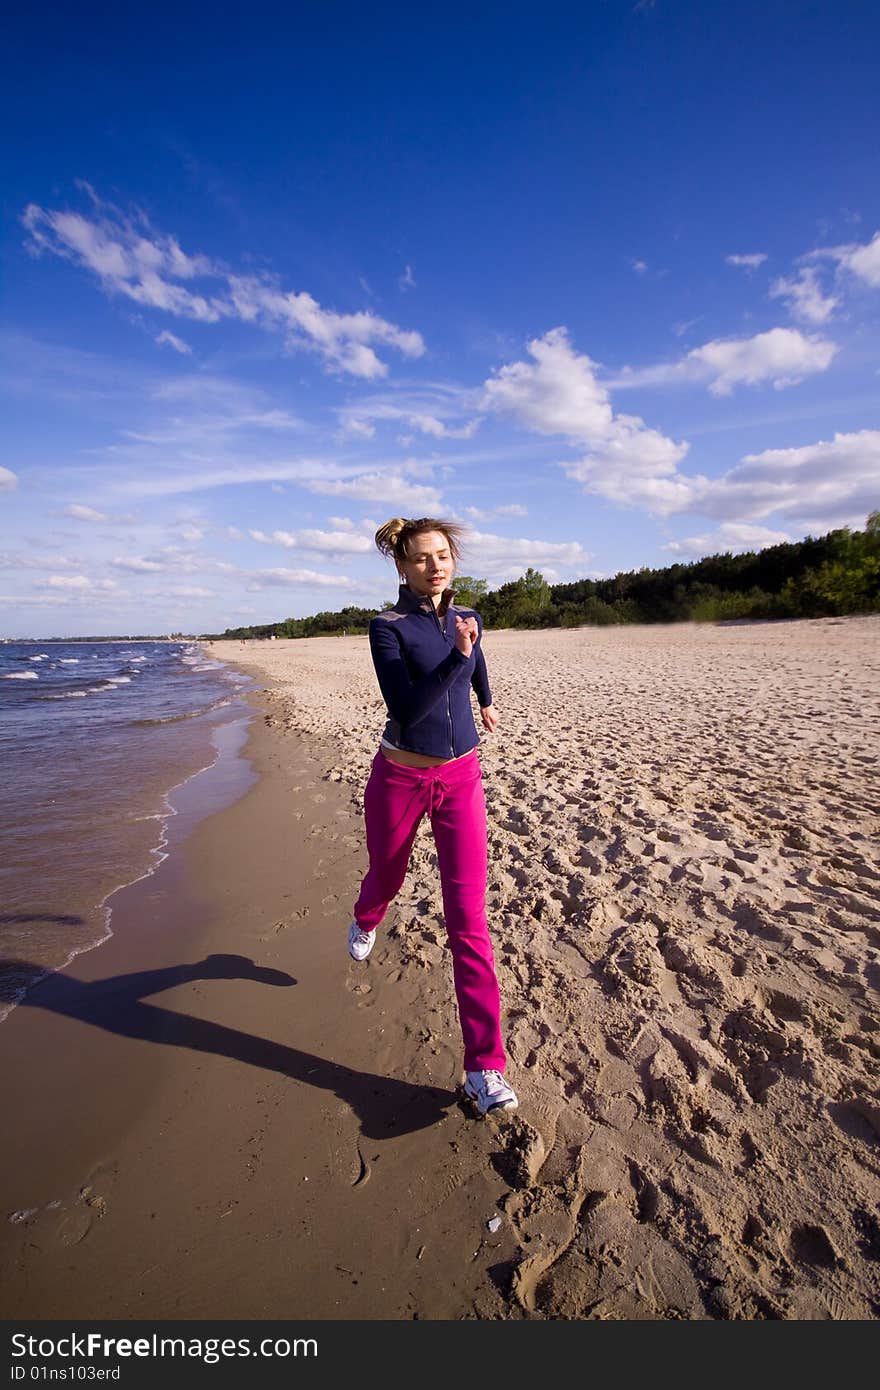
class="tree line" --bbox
[210,514,880,640]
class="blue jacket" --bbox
[369,584,492,758]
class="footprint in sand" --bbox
[56,1189,107,1248]
[57,1209,94,1246]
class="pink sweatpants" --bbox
[353,748,506,1072]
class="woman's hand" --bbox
[453,614,479,655]
[480,704,498,732]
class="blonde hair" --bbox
[375,517,466,571]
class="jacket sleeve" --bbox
[470,615,492,707]
[369,618,470,727]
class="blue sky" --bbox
[2,0,879,637]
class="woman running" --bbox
[347,516,518,1116]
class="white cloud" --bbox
[226,275,425,379]
[0,593,71,607]
[22,188,425,378]
[303,471,444,510]
[769,267,839,325]
[405,413,481,439]
[168,586,213,598]
[399,264,416,290]
[65,504,108,522]
[155,329,192,354]
[249,526,372,556]
[462,503,528,521]
[562,457,704,515]
[459,529,592,582]
[22,194,220,321]
[662,522,793,559]
[693,429,880,527]
[105,458,345,500]
[690,328,837,395]
[725,253,767,270]
[482,329,613,439]
[249,567,362,591]
[297,528,372,555]
[0,550,84,571]
[810,229,880,289]
[611,327,838,396]
[568,427,880,528]
[249,529,294,547]
[34,574,118,592]
[339,390,481,440]
[482,329,689,513]
[342,417,377,439]
[632,260,648,274]
[842,230,880,287]
[0,467,18,493]
[111,555,164,573]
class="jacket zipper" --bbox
[428,600,455,757]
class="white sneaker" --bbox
[464,1069,518,1116]
[348,920,375,961]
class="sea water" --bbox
[0,640,254,1020]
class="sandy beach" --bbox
[2,616,879,1320]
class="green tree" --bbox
[450,575,489,608]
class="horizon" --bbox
[2,1,879,639]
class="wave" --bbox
[3,671,39,680]
[42,682,115,699]
[130,696,234,728]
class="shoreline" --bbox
[0,699,256,1026]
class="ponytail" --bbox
[374,516,467,568]
[374,517,408,559]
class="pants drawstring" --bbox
[389,772,448,831]
[427,774,448,817]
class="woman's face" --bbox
[397,529,454,598]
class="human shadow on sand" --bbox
[8,954,455,1139]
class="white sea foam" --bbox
[58,658,80,664]
[27,654,49,661]
[4,671,39,679]
[107,676,131,685]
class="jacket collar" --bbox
[394,582,456,615]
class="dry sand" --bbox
[1,615,878,1322]
[213,616,880,1319]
